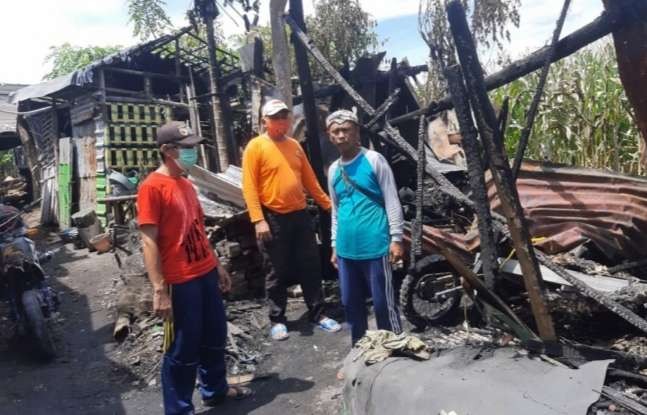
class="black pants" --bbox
[259,208,324,324]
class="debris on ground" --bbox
[353,330,430,365]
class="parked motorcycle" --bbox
[0,203,58,360]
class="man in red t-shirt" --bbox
[138,122,251,415]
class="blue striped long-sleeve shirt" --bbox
[328,148,404,260]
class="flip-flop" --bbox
[203,385,253,406]
[270,323,289,341]
[318,317,342,333]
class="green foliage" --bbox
[0,150,16,178]
[229,0,378,84]
[44,43,122,80]
[127,0,174,41]
[305,0,378,80]
[419,0,521,101]
[490,42,642,175]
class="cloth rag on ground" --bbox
[353,330,430,365]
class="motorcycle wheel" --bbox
[22,289,56,360]
[400,255,462,330]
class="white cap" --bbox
[262,99,290,117]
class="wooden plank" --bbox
[445,65,498,289]
[288,0,326,186]
[447,0,557,341]
[75,136,97,213]
[57,137,73,228]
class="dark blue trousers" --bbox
[337,255,402,345]
[162,268,228,415]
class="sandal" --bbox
[270,323,289,341]
[318,317,341,333]
[203,385,253,406]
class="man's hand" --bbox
[153,287,172,320]
[218,265,232,293]
[330,248,338,269]
[389,241,404,265]
[255,220,272,242]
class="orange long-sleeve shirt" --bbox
[242,134,331,223]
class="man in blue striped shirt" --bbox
[326,109,404,345]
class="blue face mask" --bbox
[177,147,198,170]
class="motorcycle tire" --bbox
[400,255,461,330]
[22,289,56,360]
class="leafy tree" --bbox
[305,0,378,80]
[44,44,122,80]
[229,0,378,84]
[418,0,521,101]
[127,0,174,41]
[0,150,16,178]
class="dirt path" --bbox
[0,240,346,414]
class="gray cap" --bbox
[326,109,359,129]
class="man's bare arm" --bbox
[140,225,172,319]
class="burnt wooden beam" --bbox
[445,65,498,290]
[389,4,643,126]
[285,13,472,207]
[447,0,557,341]
[200,0,234,170]
[288,0,325,186]
[288,0,333,280]
[511,0,571,180]
[102,66,188,81]
[412,115,426,261]
[365,88,400,129]
[186,30,209,47]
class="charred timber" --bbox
[288,0,325,186]
[285,13,473,208]
[511,0,571,181]
[412,116,426,260]
[445,65,498,290]
[447,0,557,341]
[389,4,644,126]
[365,88,401,129]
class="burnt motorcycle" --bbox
[0,204,58,360]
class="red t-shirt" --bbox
[137,172,218,284]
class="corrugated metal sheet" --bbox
[488,161,647,261]
[410,161,647,263]
[189,165,245,209]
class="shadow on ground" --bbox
[0,242,145,414]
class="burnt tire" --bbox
[22,289,56,360]
[400,255,461,330]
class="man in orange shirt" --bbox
[242,99,341,340]
[138,122,250,414]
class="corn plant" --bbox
[490,41,643,175]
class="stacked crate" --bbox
[96,102,171,224]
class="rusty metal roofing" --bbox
[489,161,647,261]
[410,161,647,263]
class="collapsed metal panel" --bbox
[488,161,647,261]
[411,161,647,263]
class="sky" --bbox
[0,0,603,85]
